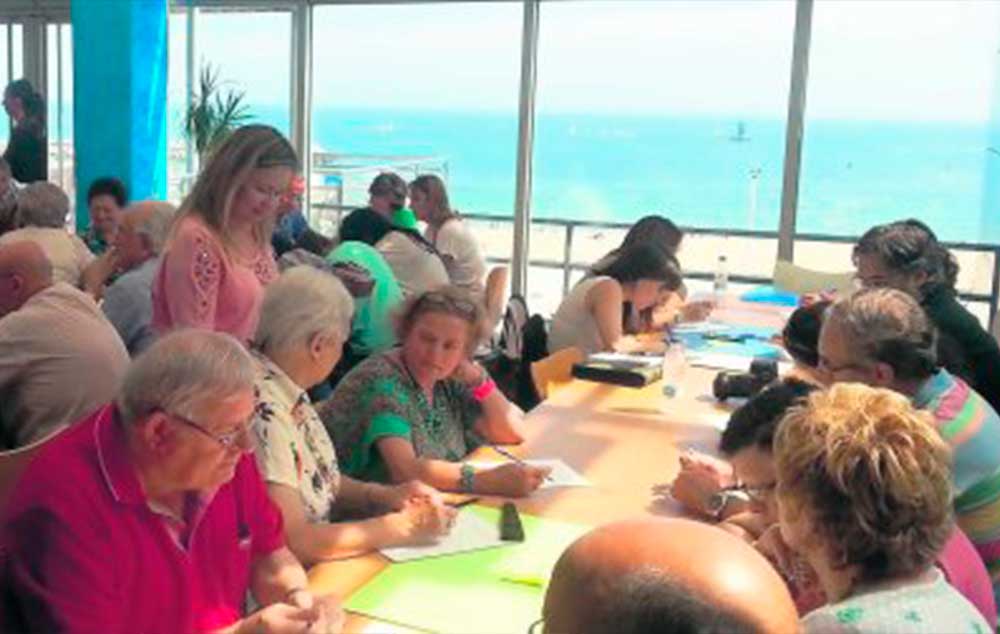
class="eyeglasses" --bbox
[162,410,252,451]
[527,617,544,634]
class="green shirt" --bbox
[392,207,419,230]
[327,241,403,355]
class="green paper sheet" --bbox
[345,507,589,634]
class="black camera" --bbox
[712,358,779,401]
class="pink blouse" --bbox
[152,216,277,344]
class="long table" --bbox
[308,303,790,632]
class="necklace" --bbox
[396,353,457,459]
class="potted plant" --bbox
[184,64,251,164]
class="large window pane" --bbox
[46,23,73,200]
[167,10,191,201]
[799,1,1000,243]
[529,1,795,316]
[197,10,291,135]
[309,3,522,235]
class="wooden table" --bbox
[309,303,789,632]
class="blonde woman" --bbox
[409,175,486,295]
[152,125,297,343]
[774,384,990,632]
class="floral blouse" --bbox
[318,350,483,483]
[151,215,277,344]
[250,351,341,523]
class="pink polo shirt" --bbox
[1,404,285,634]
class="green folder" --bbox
[345,506,588,633]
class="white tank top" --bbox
[547,276,613,355]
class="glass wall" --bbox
[0,23,25,148]
[798,0,1000,244]
[309,2,523,235]
[527,0,796,316]
[46,23,72,198]
[166,7,293,201]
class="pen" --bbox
[448,497,481,509]
[491,445,555,482]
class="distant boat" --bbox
[729,121,750,143]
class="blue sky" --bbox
[166,1,1000,122]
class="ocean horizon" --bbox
[18,104,1000,244]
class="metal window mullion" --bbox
[185,5,198,181]
[511,0,539,298]
[777,0,814,262]
[56,23,63,189]
[290,2,312,219]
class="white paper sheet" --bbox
[379,509,512,563]
[467,458,592,490]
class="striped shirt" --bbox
[915,369,1000,604]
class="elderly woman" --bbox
[409,174,486,296]
[80,177,127,255]
[2,329,343,633]
[854,219,1000,412]
[775,383,990,632]
[251,267,454,565]
[320,286,550,496]
[0,182,100,290]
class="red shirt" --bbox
[2,404,285,634]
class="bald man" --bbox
[0,241,128,448]
[542,518,799,634]
[101,201,176,355]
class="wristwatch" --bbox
[705,489,751,521]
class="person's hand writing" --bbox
[680,299,715,323]
[479,462,551,497]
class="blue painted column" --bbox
[71,0,168,230]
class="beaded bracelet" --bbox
[459,463,476,492]
[472,377,497,402]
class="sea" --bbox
[23,103,1000,244]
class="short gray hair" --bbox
[16,182,69,228]
[130,201,176,255]
[826,288,937,381]
[254,266,354,354]
[117,329,256,424]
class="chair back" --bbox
[0,431,63,521]
[772,259,854,295]
[530,347,585,400]
[484,265,509,334]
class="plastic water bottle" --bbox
[713,255,729,302]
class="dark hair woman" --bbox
[550,242,683,354]
[2,79,47,183]
[854,218,1000,412]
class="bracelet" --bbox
[459,463,476,492]
[472,377,497,402]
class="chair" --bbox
[772,259,855,295]
[530,347,585,400]
[483,265,509,334]
[0,431,63,520]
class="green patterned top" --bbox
[318,351,483,483]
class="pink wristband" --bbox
[472,377,497,402]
